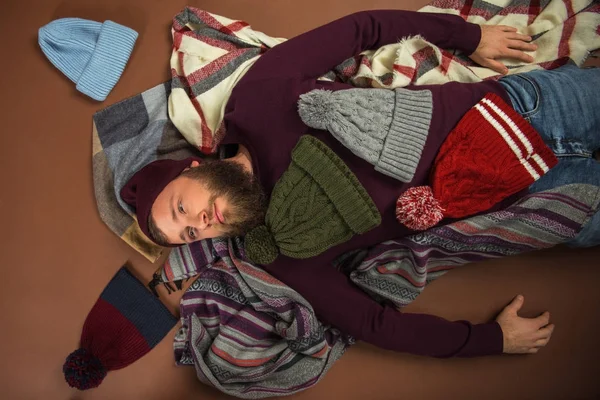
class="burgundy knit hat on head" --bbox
[63,267,177,390]
[396,93,558,230]
[120,157,203,242]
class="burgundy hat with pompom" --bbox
[396,93,558,231]
[63,267,177,390]
[120,157,203,242]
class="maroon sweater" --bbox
[222,10,511,357]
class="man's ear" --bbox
[185,160,201,170]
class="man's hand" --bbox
[469,25,538,75]
[497,295,555,354]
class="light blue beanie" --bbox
[38,18,138,101]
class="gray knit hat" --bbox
[298,88,433,183]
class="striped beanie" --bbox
[63,268,177,390]
[38,18,138,101]
[396,93,558,230]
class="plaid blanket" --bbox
[169,2,600,153]
[158,183,599,398]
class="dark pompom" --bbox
[244,225,279,265]
[63,348,107,390]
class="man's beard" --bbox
[180,160,267,238]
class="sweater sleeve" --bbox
[245,10,481,81]
[267,256,504,358]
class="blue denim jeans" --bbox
[499,64,600,247]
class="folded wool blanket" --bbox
[156,183,599,398]
[169,1,600,153]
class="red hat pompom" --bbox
[396,94,558,231]
[395,186,444,230]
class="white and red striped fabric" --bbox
[168,8,285,154]
[169,2,599,153]
[473,96,553,181]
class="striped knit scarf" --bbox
[169,237,350,398]
[338,184,600,308]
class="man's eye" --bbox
[189,228,196,239]
[178,201,185,214]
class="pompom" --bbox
[396,186,444,230]
[63,348,107,390]
[244,225,279,265]
[297,89,335,130]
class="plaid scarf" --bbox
[169,2,600,153]
[337,184,600,308]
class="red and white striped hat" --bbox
[396,93,558,230]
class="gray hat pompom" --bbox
[297,89,335,131]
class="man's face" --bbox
[149,160,266,245]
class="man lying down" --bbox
[121,10,600,358]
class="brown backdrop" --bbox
[1,0,599,399]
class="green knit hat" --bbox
[245,136,381,265]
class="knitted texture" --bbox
[63,348,106,390]
[170,237,350,398]
[345,183,600,308]
[298,88,433,183]
[39,18,138,101]
[63,268,177,390]
[94,5,598,261]
[395,186,444,230]
[245,136,381,264]
[396,93,558,230]
[244,225,279,265]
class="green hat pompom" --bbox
[245,225,279,265]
